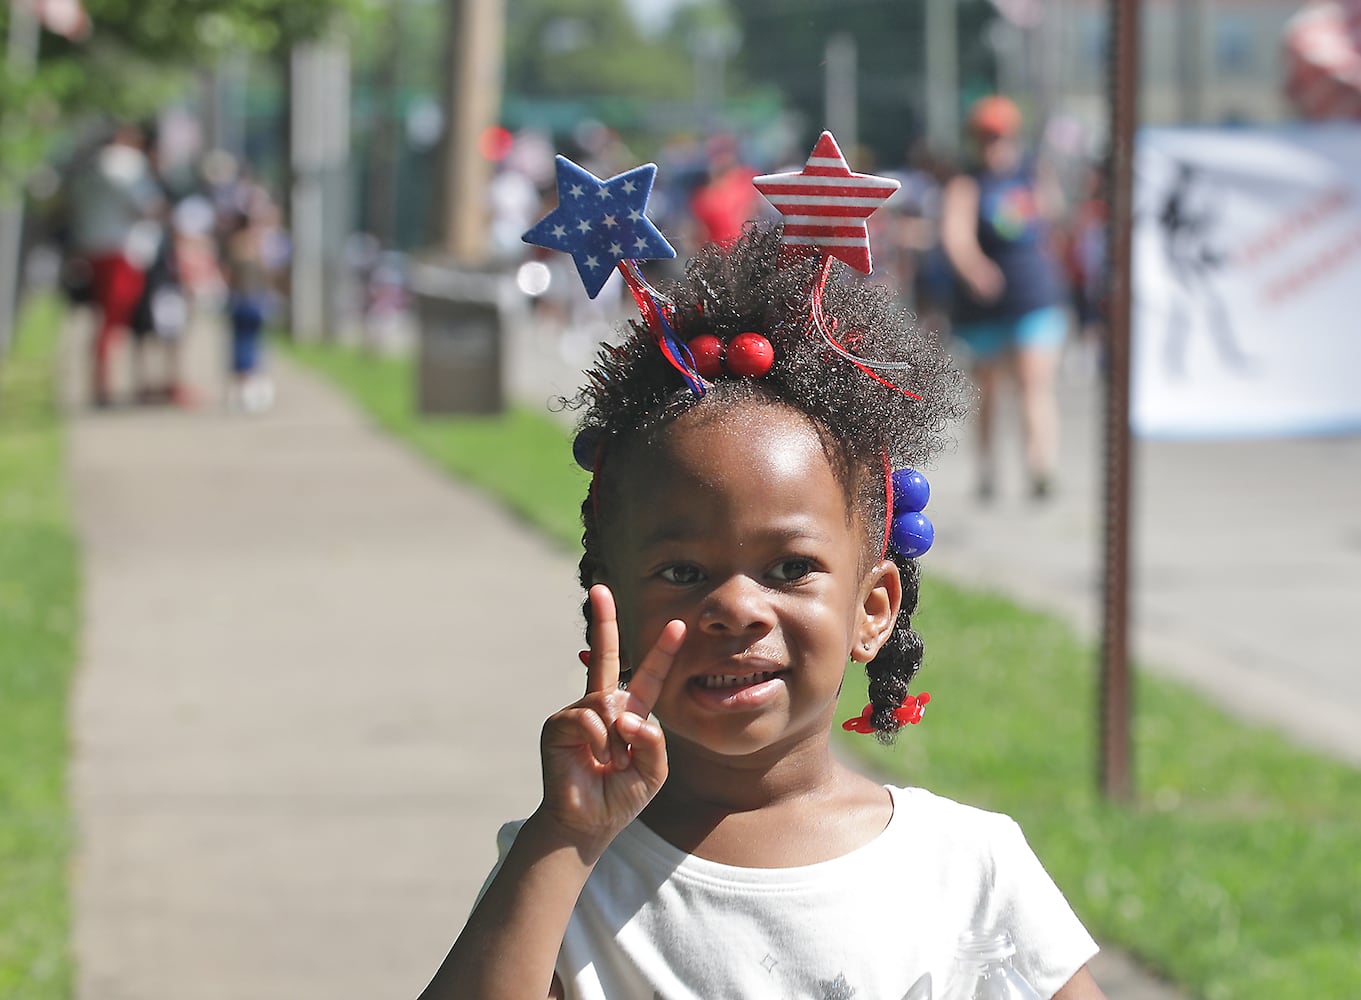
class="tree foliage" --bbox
[505,0,693,102]
[0,0,368,182]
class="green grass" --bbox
[288,339,1361,1000]
[0,296,78,1000]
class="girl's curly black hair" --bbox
[570,223,970,743]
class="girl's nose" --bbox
[697,575,773,635]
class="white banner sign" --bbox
[1134,125,1361,438]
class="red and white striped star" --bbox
[754,131,900,274]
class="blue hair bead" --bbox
[891,468,931,513]
[573,427,603,471]
[890,510,935,559]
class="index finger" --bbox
[585,584,621,695]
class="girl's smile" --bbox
[687,661,790,710]
[597,397,900,761]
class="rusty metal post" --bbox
[1100,0,1142,802]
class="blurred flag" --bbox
[1133,125,1361,438]
[1284,0,1361,119]
[28,0,91,40]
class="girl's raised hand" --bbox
[538,585,684,860]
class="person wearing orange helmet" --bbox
[941,95,1068,501]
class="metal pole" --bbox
[290,43,327,341]
[367,0,405,247]
[825,33,858,155]
[924,0,959,153]
[320,43,351,343]
[1177,0,1208,123]
[1100,0,1141,802]
[1033,1,1058,133]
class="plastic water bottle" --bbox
[943,928,1043,1000]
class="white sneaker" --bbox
[242,374,275,414]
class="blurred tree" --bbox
[505,0,693,103]
[502,0,764,152]
[0,0,371,181]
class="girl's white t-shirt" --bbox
[492,785,1098,1000]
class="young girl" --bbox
[222,191,277,414]
[419,150,1105,1000]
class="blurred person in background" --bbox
[171,184,226,302]
[941,95,1067,501]
[688,132,761,249]
[879,139,956,332]
[488,157,541,266]
[222,186,278,414]
[127,127,193,406]
[1061,161,1109,376]
[67,122,164,406]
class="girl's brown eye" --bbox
[769,559,813,582]
[659,564,704,585]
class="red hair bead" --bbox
[725,332,775,377]
[686,334,725,378]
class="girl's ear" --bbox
[851,559,903,662]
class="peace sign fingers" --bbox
[537,584,678,852]
[584,584,622,696]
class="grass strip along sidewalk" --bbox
[0,297,78,1000]
[288,339,1361,1000]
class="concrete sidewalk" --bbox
[67,318,583,999]
[67,315,1184,999]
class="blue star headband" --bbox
[522,157,675,297]
[522,156,704,395]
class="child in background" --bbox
[419,146,1106,999]
[222,201,274,413]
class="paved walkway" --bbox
[67,319,583,999]
[68,312,1188,999]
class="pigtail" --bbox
[577,488,635,683]
[578,494,600,650]
[865,553,925,745]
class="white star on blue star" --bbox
[522,156,675,298]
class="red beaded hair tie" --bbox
[842,692,931,734]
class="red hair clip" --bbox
[841,692,931,734]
